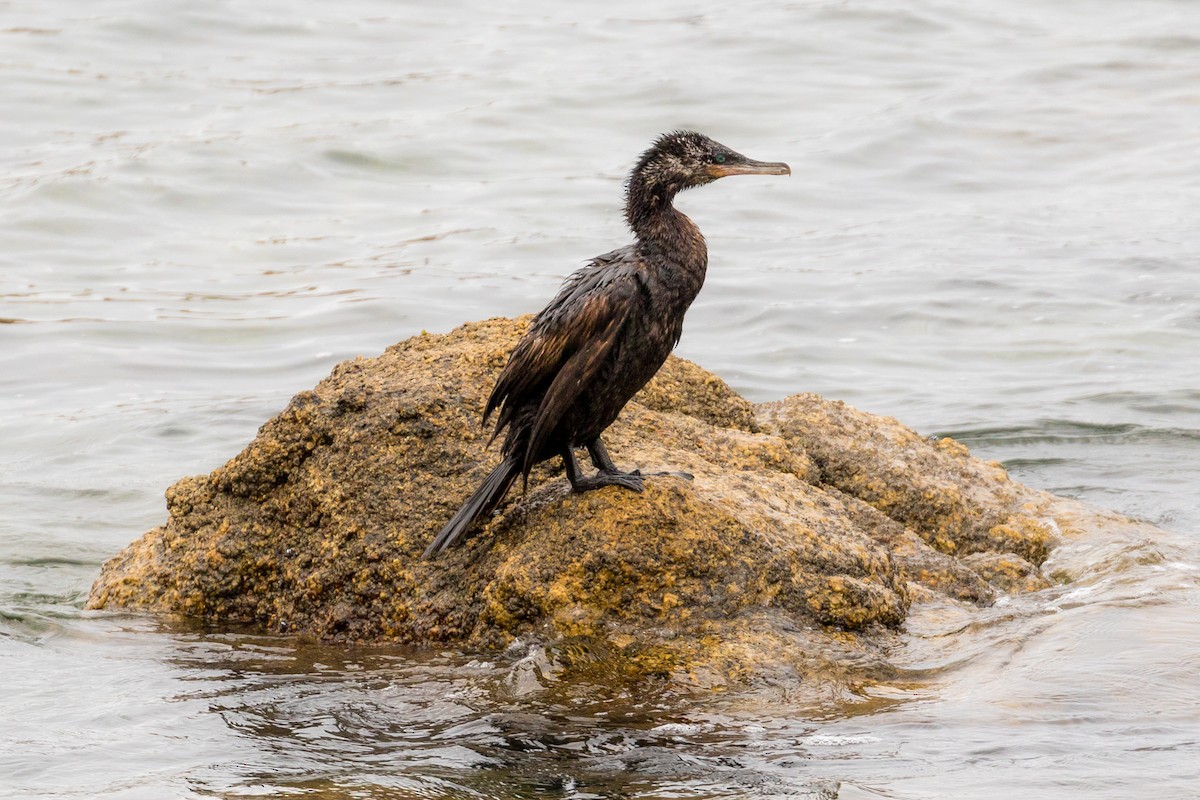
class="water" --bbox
[2,0,1199,797]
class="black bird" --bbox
[424,131,790,557]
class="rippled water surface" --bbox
[3,1,1199,797]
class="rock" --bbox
[89,317,1075,686]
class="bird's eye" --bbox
[713,153,727,164]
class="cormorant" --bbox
[424,131,789,557]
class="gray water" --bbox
[2,1,1199,797]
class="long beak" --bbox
[708,159,791,178]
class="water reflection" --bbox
[148,625,853,797]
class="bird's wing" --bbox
[521,305,625,474]
[485,249,643,469]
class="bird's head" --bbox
[630,130,791,196]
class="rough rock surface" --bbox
[89,317,1069,685]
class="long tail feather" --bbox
[423,457,522,558]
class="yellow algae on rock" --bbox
[89,317,1106,685]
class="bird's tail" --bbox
[423,457,522,558]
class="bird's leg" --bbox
[563,445,644,493]
[585,437,693,483]
[584,438,634,475]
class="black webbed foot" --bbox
[571,469,645,493]
[563,445,645,493]
[564,441,689,493]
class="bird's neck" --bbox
[624,176,708,292]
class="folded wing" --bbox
[484,249,644,475]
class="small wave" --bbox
[939,420,1200,446]
[806,734,882,746]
